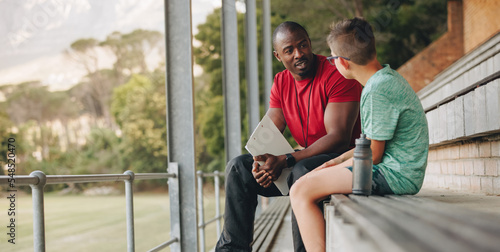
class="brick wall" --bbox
[463,0,500,53]
[397,0,500,92]
[397,0,464,92]
[423,137,500,195]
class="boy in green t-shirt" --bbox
[289,17,429,252]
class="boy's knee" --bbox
[290,178,305,203]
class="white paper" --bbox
[245,114,294,195]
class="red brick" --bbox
[397,0,500,91]
[463,0,500,53]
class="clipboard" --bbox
[245,114,294,195]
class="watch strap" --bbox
[285,153,296,167]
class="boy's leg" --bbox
[287,153,339,252]
[290,163,353,252]
[216,154,282,252]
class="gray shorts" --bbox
[346,166,394,195]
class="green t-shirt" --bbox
[361,64,429,194]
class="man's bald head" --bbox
[272,21,310,50]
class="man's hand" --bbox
[252,165,273,188]
[251,154,287,188]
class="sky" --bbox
[0,0,225,91]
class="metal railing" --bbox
[196,170,224,252]
[0,166,180,252]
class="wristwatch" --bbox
[285,153,296,167]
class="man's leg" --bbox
[216,154,282,252]
[288,153,339,252]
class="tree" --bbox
[0,104,14,175]
[66,29,164,128]
[111,73,168,173]
[100,29,163,76]
[66,38,121,127]
[4,82,78,160]
[270,0,447,68]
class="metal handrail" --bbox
[0,173,176,185]
[196,170,224,252]
[148,237,180,252]
[0,169,179,252]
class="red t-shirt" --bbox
[269,55,362,148]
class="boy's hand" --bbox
[317,156,343,170]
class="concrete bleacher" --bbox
[255,188,500,252]
[325,189,500,252]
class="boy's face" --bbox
[273,30,314,80]
[330,48,354,79]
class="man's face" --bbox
[273,30,314,80]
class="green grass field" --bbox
[0,190,224,252]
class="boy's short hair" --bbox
[327,17,376,65]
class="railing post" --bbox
[214,171,221,236]
[197,171,205,252]
[168,163,181,252]
[29,171,47,252]
[124,170,135,252]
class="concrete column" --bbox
[164,0,198,251]
[222,0,242,162]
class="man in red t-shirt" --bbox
[216,21,362,252]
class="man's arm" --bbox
[266,107,286,133]
[253,102,359,186]
[292,101,359,162]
